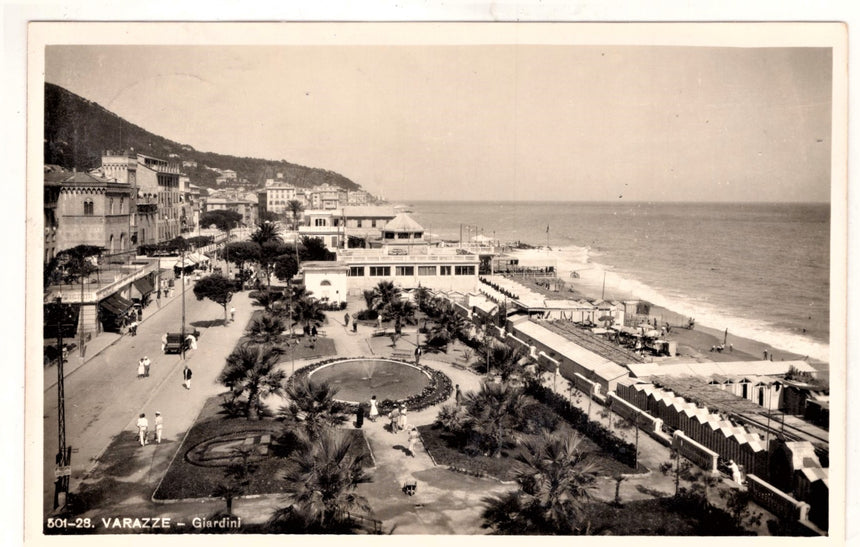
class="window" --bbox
[369,266,391,276]
[418,266,436,276]
[395,266,414,276]
[119,197,124,213]
[397,232,409,239]
[83,200,94,215]
[371,220,377,228]
[455,265,475,275]
[320,280,332,286]
[349,266,365,277]
[384,232,395,239]
[439,265,451,275]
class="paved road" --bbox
[41,285,244,516]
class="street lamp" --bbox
[52,296,71,510]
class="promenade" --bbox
[38,287,758,535]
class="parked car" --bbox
[162,329,201,354]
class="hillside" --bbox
[43,82,361,191]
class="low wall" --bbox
[672,431,718,473]
[746,474,811,523]
[608,393,664,435]
[573,372,599,397]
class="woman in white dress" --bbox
[369,395,379,422]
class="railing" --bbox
[672,430,718,472]
[746,474,811,523]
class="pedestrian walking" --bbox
[344,312,350,326]
[414,346,422,365]
[369,395,379,422]
[311,325,318,337]
[454,384,462,407]
[161,332,168,353]
[183,364,192,390]
[136,413,148,446]
[398,405,408,431]
[230,306,236,322]
[352,321,358,333]
[154,411,163,444]
[137,358,146,379]
[143,356,151,377]
[129,319,138,336]
[355,405,364,429]
[407,426,420,457]
[388,407,400,434]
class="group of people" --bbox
[136,411,163,446]
[710,344,732,353]
[363,396,421,457]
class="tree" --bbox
[464,382,526,458]
[481,432,598,534]
[218,343,286,419]
[258,241,290,301]
[413,286,431,313]
[200,209,243,232]
[247,313,287,344]
[213,446,259,515]
[273,252,299,282]
[269,431,370,532]
[384,298,416,335]
[280,376,348,439]
[370,280,401,313]
[292,296,324,335]
[480,341,528,382]
[259,210,280,223]
[429,301,467,348]
[192,274,235,322]
[250,221,283,246]
[44,244,102,286]
[287,199,305,230]
[299,236,336,262]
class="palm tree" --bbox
[430,301,467,348]
[464,382,526,457]
[280,376,348,439]
[270,431,371,531]
[482,431,598,534]
[292,296,324,335]
[287,199,305,230]
[247,313,287,344]
[413,286,431,313]
[385,298,416,335]
[370,280,401,315]
[250,221,283,246]
[480,340,528,382]
[218,343,286,419]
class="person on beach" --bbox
[398,405,408,431]
[154,411,163,444]
[137,358,146,379]
[369,395,379,422]
[407,426,420,457]
[183,364,193,390]
[136,413,148,446]
[388,407,400,433]
[763,349,768,360]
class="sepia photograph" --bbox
[25,21,847,540]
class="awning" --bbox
[173,258,196,268]
[133,277,155,295]
[99,293,133,315]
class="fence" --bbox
[746,474,811,523]
[608,393,664,436]
[672,431,718,473]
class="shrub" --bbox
[354,309,378,321]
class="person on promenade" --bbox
[161,333,168,353]
[154,411,163,444]
[398,405,408,432]
[355,405,364,429]
[369,395,379,422]
[344,312,350,326]
[183,365,193,390]
[230,306,236,322]
[454,384,461,407]
[137,358,146,379]
[407,426,420,457]
[136,413,148,446]
[143,356,151,377]
[414,346,422,365]
[129,319,138,336]
[388,407,400,434]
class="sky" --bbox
[45,44,832,202]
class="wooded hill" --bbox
[44,82,361,191]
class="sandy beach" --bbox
[505,248,827,377]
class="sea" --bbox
[408,201,831,363]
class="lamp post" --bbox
[180,247,187,360]
[53,296,71,510]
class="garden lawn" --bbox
[582,497,750,535]
[153,394,371,501]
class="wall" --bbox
[672,431,718,473]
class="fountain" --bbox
[307,358,432,404]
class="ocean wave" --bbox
[536,247,831,363]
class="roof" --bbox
[628,360,817,380]
[342,205,396,218]
[513,320,629,384]
[383,213,424,233]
